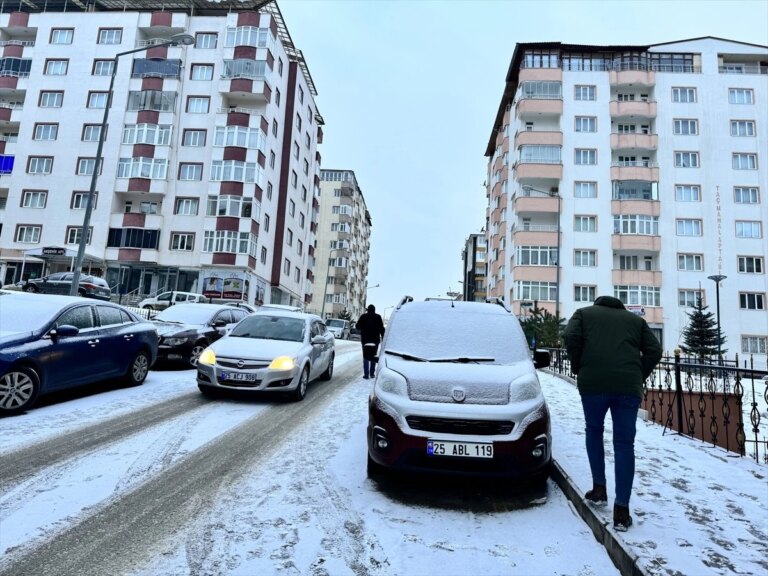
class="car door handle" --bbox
[87,339,100,346]
[123,334,134,340]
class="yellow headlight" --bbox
[198,348,216,366]
[269,356,296,370]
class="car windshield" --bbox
[154,305,213,325]
[0,295,65,334]
[229,315,306,342]
[326,319,346,328]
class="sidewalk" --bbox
[540,371,768,576]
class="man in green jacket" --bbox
[564,295,662,531]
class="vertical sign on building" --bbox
[715,186,723,274]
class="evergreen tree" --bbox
[679,296,726,359]
[338,308,352,321]
[519,306,565,348]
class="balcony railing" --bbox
[719,64,768,75]
[0,71,30,78]
[217,107,259,115]
[611,161,659,168]
[0,101,22,109]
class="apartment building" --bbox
[461,232,487,302]
[0,0,323,308]
[485,37,767,354]
[312,169,372,320]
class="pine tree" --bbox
[520,306,565,348]
[679,296,726,359]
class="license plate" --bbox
[427,440,493,459]
[219,371,257,382]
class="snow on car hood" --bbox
[210,336,304,360]
[153,322,201,337]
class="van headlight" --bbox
[198,348,216,366]
[269,356,296,370]
[376,368,408,396]
[510,378,542,402]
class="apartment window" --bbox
[170,233,195,251]
[179,163,203,181]
[16,225,41,243]
[283,258,290,275]
[574,181,597,198]
[39,91,63,108]
[679,290,702,307]
[293,267,300,283]
[272,119,278,137]
[260,246,267,264]
[268,151,276,169]
[278,58,283,76]
[574,149,597,165]
[77,158,99,176]
[117,157,168,179]
[731,120,756,137]
[674,151,699,168]
[33,123,58,141]
[614,285,661,307]
[732,153,757,170]
[201,230,254,255]
[739,293,765,310]
[299,212,305,228]
[574,285,596,302]
[275,88,281,107]
[98,28,122,44]
[195,33,218,49]
[574,250,596,267]
[213,126,265,149]
[299,86,304,104]
[182,130,206,147]
[27,156,53,174]
[516,246,557,266]
[296,113,302,132]
[82,125,103,142]
[614,215,659,235]
[728,88,754,104]
[290,171,298,188]
[297,239,303,255]
[22,190,47,208]
[186,96,210,113]
[619,255,639,270]
[675,184,701,202]
[677,253,703,271]
[139,201,157,214]
[71,191,97,210]
[736,221,762,238]
[672,87,696,103]
[293,141,300,160]
[515,281,558,302]
[574,215,596,232]
[676,219,702,236]
[174,198,198,215]
[303,159,309,175]
[127,90,177,112]
[65,226,92,245]
[264,214,270,232]
[742,336,766,354]
[574,116,596,132]
[289,199,296,216]
[190,64,214,81]
[305,132,311,148]
[210,160,262,184]
[44,59,68,75]
[87,92,109,108]
[92,59,115,76]
[50,28,73,44]
[738,256,764,274]
[122,124,171,146]
[733,186,758,204]
[673,119,698,135]
[206,195,252,218]
[286,228,293,246]
[574,85,596,101]
[267,182,273,200]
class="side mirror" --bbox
[50,324,80,339]
[213,320,227,328]
[311,335,325,345]
[533,349,551,369]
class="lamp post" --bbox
[522,186,561,318]
[707,274,727,363]
[69,33,195,296]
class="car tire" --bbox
[367,454,389,479]
[78,288,86,298]
[0,366,41,415]
[189,341,208,367]
[198,384,220,398]
[143,305,154,311]
[291,366,309,402]
[124,350,151,387]
[319,353,334,381]
[24,285,38,293]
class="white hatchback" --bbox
[139,291,207,310]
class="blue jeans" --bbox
[362,343,378,377]
[581,393,641,507]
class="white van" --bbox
[325,318,351,340]
[138,291,207,310]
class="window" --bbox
[736,221,762,238]
[676,219,702,236]
[272,119,278,137]
[202,231,252,254]
[574,181,597,198]
[673,119,698,135]
[672,87,696,103]
[206,195,252,218]
[291,171,298,188]
[33,124,58,141]
[294,267,300,283]
[742,336,766,354]
[15,225,41,243]
[516,246,557,266]
[195,33,218,49]
[122,124,171,146]
[214,126,265,149]
[675,151,699,168]
[729,88,753,104]
[731,120,756,137]
[171,233,195,251]
[82,125,103,142]
[613,215,659,235]
[27,156,53,174]
[574,250,596,267]
[182,129,206,147]
[739,293,765,310]
[677,253,703,271]
[283,258,290,275]
[44,59,68,75]
[174,198,199,215]
[275,88,281,107]
[293,141,300,160]
[98,28,122,44]
[303,159,309,176]
[92,60,114,76]
[299,212,305,228]
[65,226,92,245]
[732,153,757,170]
[734,186,759,204]
[278,58,283,76]
[269,151,275,168]
[264,214,270,232]
[305,132,311,148]
[87,92,108,108]
[574,215,596,232]
[186,96,210,114]
[679,290,702,307]
[210,160,263,184]
[50,28,73,44]
[286,228,293,246]
[260,246,267,264]
[39,91,63,108]
[299,86,304,104]
[574,285,596,302]
[289,199,296,216]
[614,285,661,307]
[296,113,303,132]
[515,280,557,302]
[738,256,763,274]
[77,158,99,176]
[140,201,158,215]
[22,190,47,208]
[574,149,597,165]
[116,157,169,179]
[267,182,273,200]
[619,255,639,270]
[574,85,596,101]
[574,116,596,132]
[675,184,701,202]
[127,90,176,112]
[297,239,303,255]
[179,163,203,181]
[190,64,214,81]
[71,191,96,210]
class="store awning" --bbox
[22,246,105,267]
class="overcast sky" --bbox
[277,0,768,317]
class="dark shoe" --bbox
[585,484,608,506]
[613,504,633,532]
[363,375,369,379]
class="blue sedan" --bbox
[0,292,158,415]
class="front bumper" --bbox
[196,361,300,392]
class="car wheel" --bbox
[124,350,150,386]
[189,341,208,367]
[78,288,86,298]
[319,353,334,381]
[24,285,38,293]
[143,305,154,311]
[198,384,220,398]
[367,454,389,479]
[291,366,309,401]
[0,367,41,415]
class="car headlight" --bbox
[376,368,408,396]
[163,337,189,346]
[269,356,296,370]
[198,348,216,366]
[510,378,542,402]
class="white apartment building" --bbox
[0,0,323,308]
[312,169,372,320]
[485,38,767,356]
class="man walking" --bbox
[563,295,662,531]
[356,304,385,379]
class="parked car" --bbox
[0,292,158,415]
[21,272,112,301]
[138,291,208,310]
[225,301,259,314]
[152,303,250,366]
[257,304,304,313]
[326,318,351,340]
[197,310,335,401]
[367,297,551,481]
[349,327,361,341]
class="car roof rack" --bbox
[396,295,413,310]
[486,296,511,312]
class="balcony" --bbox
[516,98,563,119]
[515,130,562,148]
[610,133,657,151]
[0,102,22,126]
[512,227,558,246]
[114,177,169,195]
[515,162,563,181]
[609,100,657,118]
[110,212,163,229]
[612,269,662,286]
[518,67,562,82]
[609,69,656,86]
[611,234,661,252]
[219,77,271,103]
[513,193,559,215]
[611,200,660,217]
[610,162,659,182]
[510,266,557,282]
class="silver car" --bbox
[196,311,335,401]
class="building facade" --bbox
[312,169,371,320]
[485,37,767,355]
[0,0,322,308]
[461,232,487,302]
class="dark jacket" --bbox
[563,296,663,398]
[356,311,385,345]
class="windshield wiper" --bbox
[385,350,429,362]
[430,357,496,363]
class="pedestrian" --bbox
[563,295,662,531]
[356,304,385,379]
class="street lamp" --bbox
[69,33,195,296]
[707,274,727,363]
[522,186,561,318]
